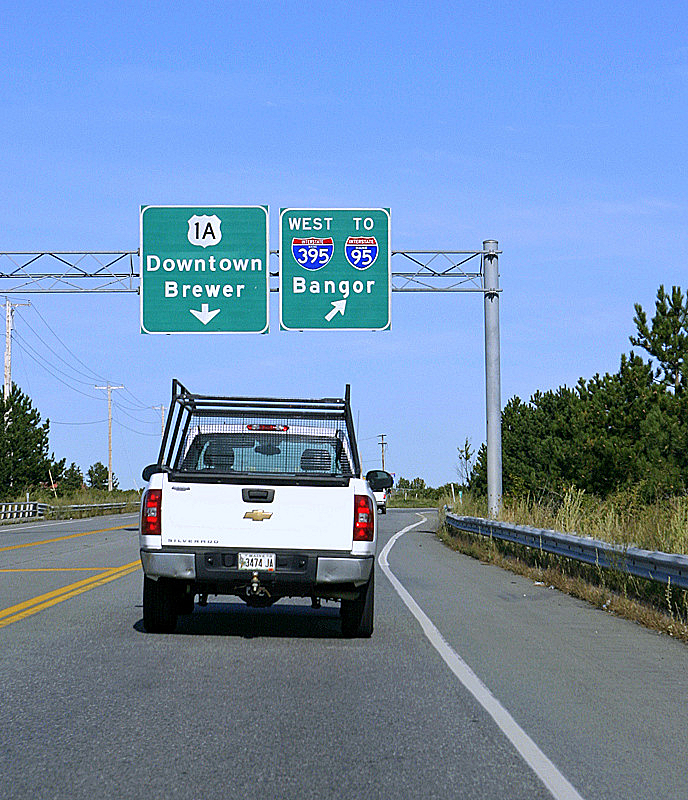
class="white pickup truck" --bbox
[139,381,393,637]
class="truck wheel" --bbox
[143,576,179,633]
[177,589,195,616]
[341,570,374,638]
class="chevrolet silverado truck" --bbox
[139,380,393,637]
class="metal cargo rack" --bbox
[154,379,362,482]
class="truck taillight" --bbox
[142,489,162,536]
[353,495,375,541]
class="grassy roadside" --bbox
[448,488,688,554]
[388,498,439,509]
[440,491,688,644]
[2,489,141,521]
[388,493,453,509]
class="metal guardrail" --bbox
[445,512,688,590]
[48,502,136,518]
[0,502,48,520]
[0,501,138,524]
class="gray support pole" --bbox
[483,240,502,517]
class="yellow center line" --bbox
[0,560,141,628]
[0,524,133,553]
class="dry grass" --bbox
[451,488,688,555]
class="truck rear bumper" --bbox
[140,549,373,589]
[141,551,196,579]
[316,556,372,585]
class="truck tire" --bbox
[341,570,374,638]
[177,589,195,616]
[143,576,179,633]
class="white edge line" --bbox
[378,513,586,800]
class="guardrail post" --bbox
[483,240,502,518]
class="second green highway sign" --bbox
[279,208,391,331]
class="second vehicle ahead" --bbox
[373,485,388,514]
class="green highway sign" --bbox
[279,208,391,331]
[140,205,269,334]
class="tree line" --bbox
[469,285,688,501]
[0,385,118,497]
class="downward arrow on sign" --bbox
[189,304,221,325]
[325,299,347,322]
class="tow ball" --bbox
[246,571,271,600]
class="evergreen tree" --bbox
[87,461,117,491]
[0,384,53,496]
[468,352,688,501]
[631,285,688,393]
[61,462,84,493]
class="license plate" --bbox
[238,552,275,572]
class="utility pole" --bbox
[95,383,124,491]
[4,299,30,402]
[378,434,387,471]
[153,405,166,437]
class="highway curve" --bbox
[0,509,686,799]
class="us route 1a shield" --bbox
[140,205,269,334]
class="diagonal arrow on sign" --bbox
[189,304,221,325]
[325,299,347,322]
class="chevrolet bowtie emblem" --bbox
[244,510,273,522]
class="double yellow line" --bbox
[0,560,140,629]
[0,523,132,553]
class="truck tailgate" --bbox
[161,481,356,552]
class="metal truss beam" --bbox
[0,249,500,294]
[0,252,138,293]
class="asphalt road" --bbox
[0,509,686,800]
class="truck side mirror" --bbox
[366,470,393,491]
[142,464,170,481]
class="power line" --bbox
[111,397,160,425]
[13,329,98,387]
[121,386,150,410]
[111,411,160,437]
[11,336,104,400]
[50,419,108,426]
[22,305,152,412]
[15,308,105,386]
[29,304,110,384]
[12,322,160,416]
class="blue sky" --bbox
[1,1,687,489]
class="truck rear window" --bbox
[177,428,354,478]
